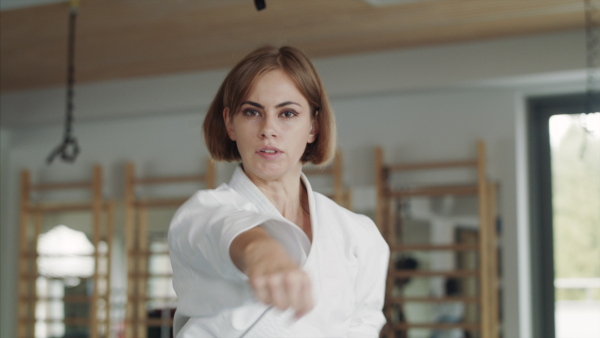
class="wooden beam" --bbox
[488,181,500,338]
[135,175,206,185]
[389,296,478,303]
[124,162,137,338]
[21,295,90,302]
[127,273,175,279]
[390,243,478,252]
[17,170,31,338]
[31,181,91,191]
[389,184,478,197]
[28,202,93,213]
[127,296,178,302]
[124,318,175,326]
[333,149,344,204]
[393,270,478,278]
[31,210,42,333]
[104,201,115,337]
[374,147,385,235]
[303,167,334,176]
[90,165,102,338]
[392,322,480,330]
[387,159,478,172]
[137,206,149,338]
[477,140,492,338]
[206,158,216,189]
[128,249,169,255]
[1,0,584,92]
[134,198,188,208]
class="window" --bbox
[528,94,600,338]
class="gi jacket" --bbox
[168,166,390,337]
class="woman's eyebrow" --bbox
[241,100,301,108]
[241,101,263,108]
[276,101,301,108]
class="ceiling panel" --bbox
[0,0,585,92]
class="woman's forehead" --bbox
[245,70,308,105]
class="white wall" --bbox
[0,30,588,338]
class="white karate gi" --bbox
[168,166,390,337]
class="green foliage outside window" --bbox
[551,114,600,301]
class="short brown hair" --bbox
[203,45,336,165]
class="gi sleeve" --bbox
[348,216,390,337]
[168,185,306,281]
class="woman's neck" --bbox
[250,172,312,241]
[254,176,303,218]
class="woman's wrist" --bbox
[245,238,292,270]
[230,226,293,274]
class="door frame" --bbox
[527,92,599,338]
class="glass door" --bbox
[529,94,600,338]
[549,112,600,338]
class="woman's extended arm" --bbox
[168,187,310,317]
[230,226,314,318]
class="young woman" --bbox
[168,45,389,337]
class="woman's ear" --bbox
[223,108,236,141]
[308,116,318,144]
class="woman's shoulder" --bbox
[172,184,257,222]
[188,183,257,206]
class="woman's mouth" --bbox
[257,146,283,158]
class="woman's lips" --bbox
[257,146,283,159]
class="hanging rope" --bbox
[47,0,80,164]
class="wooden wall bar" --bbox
[375,141,500,338]
[17,165,110,338]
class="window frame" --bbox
[527,92,599,338]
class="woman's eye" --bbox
[280,110,297,118]
[243,109,260,117]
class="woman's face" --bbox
[224,69,317,184]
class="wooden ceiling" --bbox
[0,0,586,93]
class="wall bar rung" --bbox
[134,198,188,208]
[28,202,93,213]
[392,322,480,330]
[390,184,478,197]
[135,175,206,185]
[31,181,91,191]
[387,159,478,172]
[393,269,478,278]
[391,243,478,252]
[390,296,479,303]
[303,167,334,175]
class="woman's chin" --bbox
[245,162,300,182]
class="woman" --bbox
[168,45,389,337]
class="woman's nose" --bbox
[259,115,278,138]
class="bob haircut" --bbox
[203,45,336,165]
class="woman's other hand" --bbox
[230,227,314,318]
